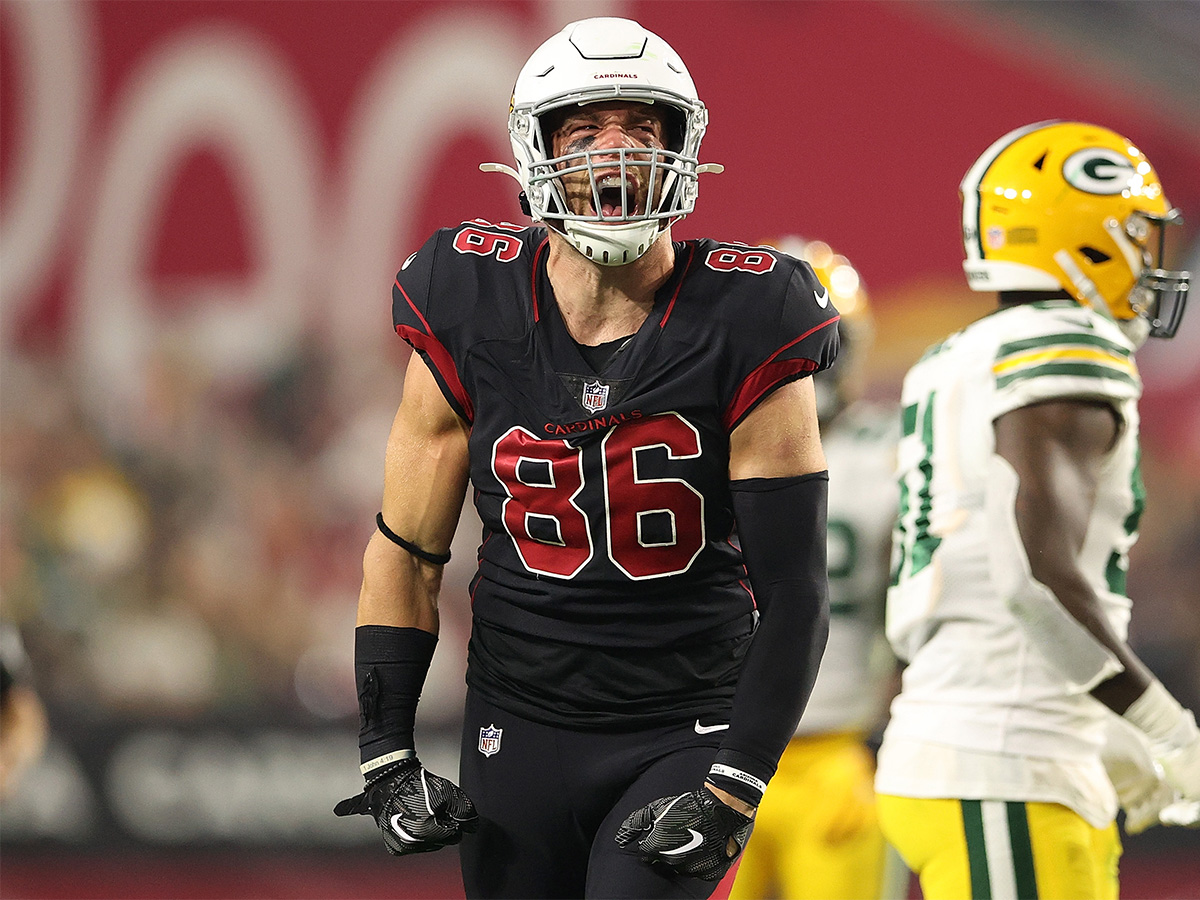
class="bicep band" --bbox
[376,512,451,565]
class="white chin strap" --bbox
[562,219,663,266]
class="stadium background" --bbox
[1,1,1197,897]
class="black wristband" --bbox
[376,512,451,565]
[355,625,437,770]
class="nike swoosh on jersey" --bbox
[390,814,420,842]
[814,288,830,308]
[694,720,730,734]
[661,828,704,855]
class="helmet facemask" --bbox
[515,92,706,265]
[485,17,721,266]
[1119,210,1189,339]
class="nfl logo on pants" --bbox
[478,724,503,757]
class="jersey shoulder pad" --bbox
[690,239,841,431]
[690,238,840,364]
[987,301,1140,413]
[392,222,544,336]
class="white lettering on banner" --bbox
[71,28,322,440]
[0,1,92,329]
[0,739,97,840]
[106,729,370,843]
[7,0,626,439]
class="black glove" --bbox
[334,757,478,855]
[615,787,753,881]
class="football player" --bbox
[730,239,903,900]
[876,121,1199,900]
[334,18,840,899]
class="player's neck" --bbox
[546,231,675,346]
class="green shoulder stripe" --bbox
[997,331,1131,359]
[996,361,1138,390]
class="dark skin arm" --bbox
[993,398,1153,713]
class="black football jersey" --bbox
[393,221,839,727]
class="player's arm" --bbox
[334,351,478,854]
[617,377,831,880]
[994,398,1200,802]
[715,375,830,805]
[359,350,471,632]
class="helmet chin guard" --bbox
[562,219,659,267]
[483,17,722,265]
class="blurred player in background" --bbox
[0,620,48,797]
[877,120,1199,900]
[334,17,840,899]
[730,239,901,900]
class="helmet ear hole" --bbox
[1078,246,1112,264]
[662,106,686,153]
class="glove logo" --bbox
[389,814,419,842]
[660,828,704,856]
[478,724,503,757]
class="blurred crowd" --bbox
[0,331,475,732]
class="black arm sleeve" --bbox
[706,472,830,806]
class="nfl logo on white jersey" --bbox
[478,724,503,757]
[582,380,609,413]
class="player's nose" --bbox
[591,121,639,154]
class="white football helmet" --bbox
[483,17,719,266]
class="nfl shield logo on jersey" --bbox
[478,724,503,757]
[582,380,609,413]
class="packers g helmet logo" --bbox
[1062,148,1137,196]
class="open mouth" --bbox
[594,173,639,218]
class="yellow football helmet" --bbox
[763,236,872,423]
[960,120,1189,344]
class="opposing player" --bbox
[876,121,1199,900]
[729,239,900,900]
[334,18,840,899]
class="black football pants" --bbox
[458,688,732,899]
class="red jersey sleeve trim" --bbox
[393,280,474,423]
[531,237,550,323]
[722,316,839,432]
[396,323,475,424]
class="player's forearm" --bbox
[358,531,442,633]
[708,471,831,809]
[1025,556,1151,699]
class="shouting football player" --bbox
[334,16,840,900]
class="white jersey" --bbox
[797,401,899,736]
[875,300,1143,827]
